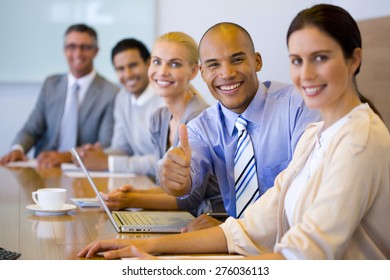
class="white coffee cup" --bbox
[32,188,67,210]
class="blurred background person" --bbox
[0,23,119,168]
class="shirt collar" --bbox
[130,83,156,106]
[220,82,267,136]
[67,70,96,91]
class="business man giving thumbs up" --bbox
[158,124,192,197]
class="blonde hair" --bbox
[156,32,199,65]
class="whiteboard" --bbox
[0,0,156,83]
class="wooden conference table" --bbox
[0,164,163,260]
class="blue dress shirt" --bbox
[185,81,321,217]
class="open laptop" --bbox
[71,148,195,233]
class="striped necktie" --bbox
[58,82,80,152]
[234,116,260,218]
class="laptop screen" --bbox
[71,148,121,231]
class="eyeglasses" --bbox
[64,44,96,52]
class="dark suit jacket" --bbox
[12,73,119,157]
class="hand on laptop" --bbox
[180,214,223,233]
[158,124,192,197]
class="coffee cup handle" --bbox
[32,191,39,205]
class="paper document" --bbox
[6,159,37,168]
[71,198,100,208]
[122,255,244,260]
[71,198,142,211]
[61,163,81,171]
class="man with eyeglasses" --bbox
[0,23,119,168]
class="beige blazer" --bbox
[221,104,390,259]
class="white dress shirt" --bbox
[105,84,165,176]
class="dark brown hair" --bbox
[287,4,381,117]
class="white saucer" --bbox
[26,204,77,216]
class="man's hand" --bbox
[158,124,192,197]
[0,150,27,165]
[37,151,72,168]
[181,214,223,233]
[74,143,108,170]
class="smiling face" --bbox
[64,31,98,78]
[148,41,198,99]
[288,26,361,123]
[113,48,150,97]
[199,25,262,114]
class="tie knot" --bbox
[235,116,248,132]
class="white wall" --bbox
[0,0,156,83]
[0,0,389,155]
[0,83,41,156]
[157,0,390,105]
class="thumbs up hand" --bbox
[177,123,192,159]
[158,124,192,196]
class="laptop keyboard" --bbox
[0,247,21,260]
[118,212,158,225]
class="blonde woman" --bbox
[99,32,224,218]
